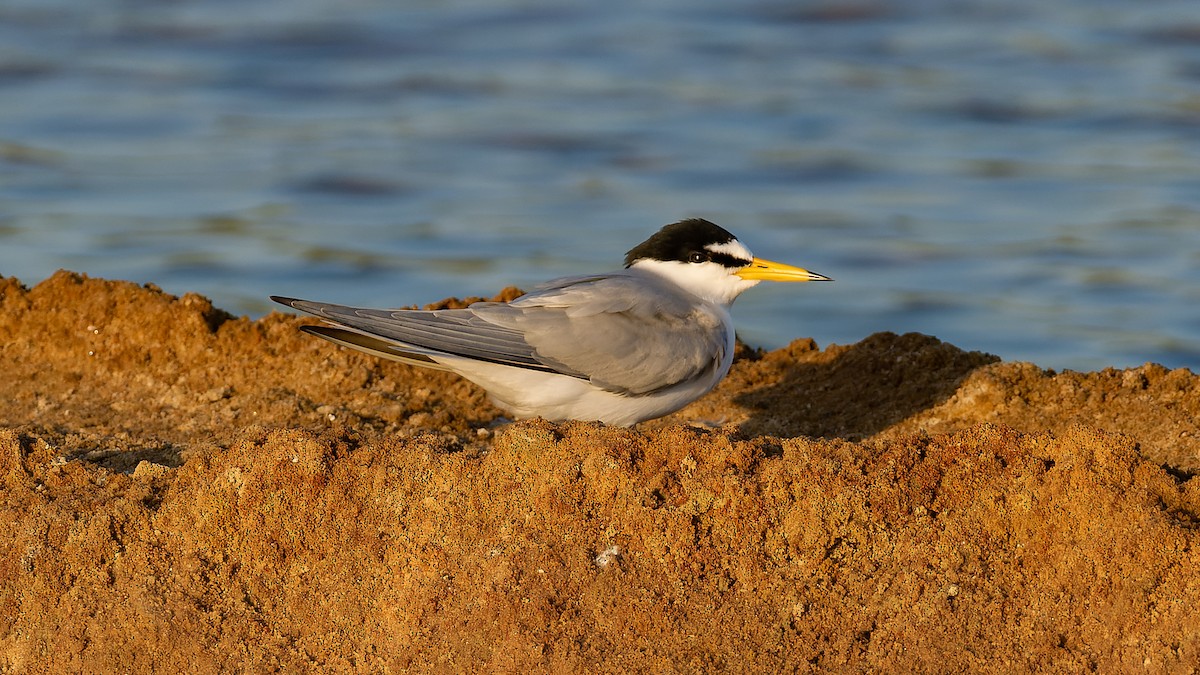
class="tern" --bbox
[271,218,829,426]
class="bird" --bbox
[271,218,830,426]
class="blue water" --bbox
[2,0,1199,371]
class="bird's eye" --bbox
[688,251,708,263]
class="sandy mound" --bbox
[2,270,1198,672]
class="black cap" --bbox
[624,218,745,268]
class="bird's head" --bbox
[624,218,830,306]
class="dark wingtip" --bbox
[270,295,300,307]
[298,325,440,365]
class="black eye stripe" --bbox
[706,252,750,268]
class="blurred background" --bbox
[1,0,1199,371]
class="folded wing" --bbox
[271,271,727,396]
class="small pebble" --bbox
[594,545,621,569]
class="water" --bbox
[2,0,1199,371]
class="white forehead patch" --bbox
[705,239,755,263]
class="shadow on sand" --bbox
[734,332,1000,440]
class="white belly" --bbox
[435,336,734,427]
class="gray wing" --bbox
[271,271,728,395]
[474,273,729,394]
[271,295,564,374]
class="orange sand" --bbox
[2,271,1197,672]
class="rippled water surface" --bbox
[3,0,1200,370]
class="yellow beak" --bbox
[736,257,832,282]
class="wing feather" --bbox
[278,298,562,373]
[472,272,728,395]
[272,270,728,396]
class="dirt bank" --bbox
[2,271,1198,672]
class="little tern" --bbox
[272,218,829,426]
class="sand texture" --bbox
[2,270,1199,672]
